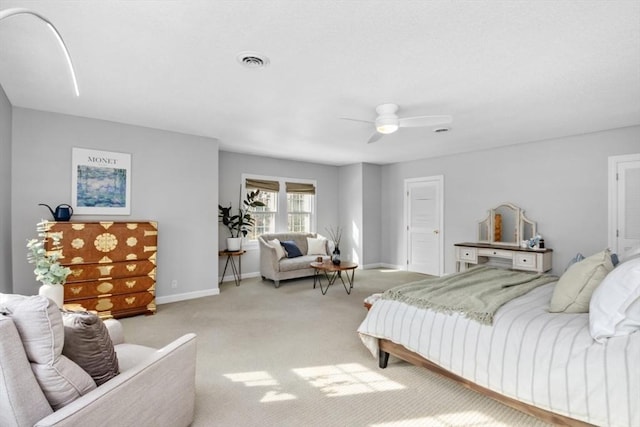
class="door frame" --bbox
[404,175,444,276]
[608,153,640,255]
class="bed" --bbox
[357,258,640,427]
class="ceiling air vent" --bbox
[236,51,270,69]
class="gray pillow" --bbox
[62,311,119,386]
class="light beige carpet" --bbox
[119,269,549,427]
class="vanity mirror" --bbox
[477,202,537,246]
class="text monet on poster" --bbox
[72,147,131,215]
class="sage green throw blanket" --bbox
[382,266,557,325]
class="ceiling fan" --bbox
[341,103,452,144]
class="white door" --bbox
[405,176,443,276]
[609,154,640,259]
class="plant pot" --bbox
[38,283,64,308]
[226,237,242,252]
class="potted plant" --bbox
[26,220,72,307]
[219,190,265,251]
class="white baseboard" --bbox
[379,263,405,270]
[156,288,220,305]
[218,271,261,284]
[361,263,384,269]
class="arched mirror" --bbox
[477,203,537,247]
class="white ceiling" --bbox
[1,1,639,166]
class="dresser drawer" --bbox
[45,221,157,264]
[478,248,513,259]
[513,253,538,271]
[65,276,155,300]
[457,247,477,262]
[66,260,156,282]
[71,291,156,319]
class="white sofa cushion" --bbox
[267,238,286,260]
[0,316,53,426]
[0,295,96,410]
[307,237,327,255]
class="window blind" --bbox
[286,182,316,195]
[245,179,280,192]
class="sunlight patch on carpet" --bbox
[223,371,296,402]
[293,363,404,397]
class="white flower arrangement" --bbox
[26,221,71,286]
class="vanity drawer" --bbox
[514,253,538,271]
[478,248,513,259]
[457,247,477,262]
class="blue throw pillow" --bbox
[280,240,303,258]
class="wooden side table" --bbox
[219,250,246,286]
[310,261,358,295]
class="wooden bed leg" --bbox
[378,349,390,369]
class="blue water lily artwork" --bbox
[76,165,127,207]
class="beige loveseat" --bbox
[0,294,197,427]
[258,232,333,288]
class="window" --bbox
[248,189,277,240]
[286,181,315,234]
[288,193,313,232]
[243,175,316,240]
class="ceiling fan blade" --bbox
[399,115,453,128]
[340,117,374,124]
[367,132,384,144]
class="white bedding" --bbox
[357,282,640,427]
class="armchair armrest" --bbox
[35,333,197,427]
[258,236,280,279]
[103,319,124,345]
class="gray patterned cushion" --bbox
[62,310,120,386]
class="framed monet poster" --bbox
[71,147,131,215]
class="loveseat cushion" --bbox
[0,294,96,410]
[281,240,303,258]
[267,238,287,260]
[279,255,317,272]
[62,310,120,386]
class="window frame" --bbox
[242,173,317,247]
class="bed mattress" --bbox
[358,282,639,427]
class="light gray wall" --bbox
[338,163,363,264]
[381,126,640,275]
[363,163,381,267]
[218,151,339,278]
[0,85,12,293]
[11,108,219,302]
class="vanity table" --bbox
[455,242,552,273]
[456,203,553,273]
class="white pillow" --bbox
[307,237,327,256]
[549,249,614,313]
[590,257,640,343]
[268,238,286,260]
[1,295,96,409]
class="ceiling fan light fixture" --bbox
[375,116,399,134]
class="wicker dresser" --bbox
[44,221,157,319]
